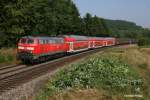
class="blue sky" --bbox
[73,0,150,28]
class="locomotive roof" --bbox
[22,36,63,40]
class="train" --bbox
[17,35,135,63]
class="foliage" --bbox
[105,19,150,39]
[37,56,142,100]
[0,0,82,47]
[82,13,110,36]
[0,48,16,64]
[0,54,5,63]
[0,54,13,63]
[138,38,150,47]
[105,19,141,37]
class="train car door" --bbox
[68,42,74,52]
[103,41,107,46]
[88,41,92,48]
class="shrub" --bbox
[0,48,16,64]
[6,54,14,62]
[138,38,150,47]
[0,54,5,63]
[37,56,142,100]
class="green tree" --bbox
[83,14,110,37]
[0,0,82,47]
[0,0,31,46]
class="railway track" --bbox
[0,64,19,70]
[0,65,27,79]
[0,44,135,94]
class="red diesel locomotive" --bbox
[17,35,116,63]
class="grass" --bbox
[36,45,148,100]
[47,89,121,100]
[105,46,150,77]
[101,46,150,99]
[0,48,18,66]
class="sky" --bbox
[73,0,150,28]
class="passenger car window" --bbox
[46,40,49,44]
[20,38,34,44]
[48,39,56,44]
[48,40,53,44]
[54,38,64,44]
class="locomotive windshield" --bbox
[20,38,34,44]
[20,38,26,44]
[27,39,34,44]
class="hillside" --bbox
[105,19,142,30]
[104,19,146,38]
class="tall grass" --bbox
[0,48,17,65]
[102,46,150,99]
[0,54,5,63]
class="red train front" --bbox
[17,36,67,63]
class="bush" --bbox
[0,54,5,63]
[0,48,16,64]
[6,54,14,62]
[37,56,142,100]
[138,38,150,47]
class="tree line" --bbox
[105,19,150,38]
[0,0,150,48]
[105,19,150,46]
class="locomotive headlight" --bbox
[27,47,34,50]
[18,46,24,49]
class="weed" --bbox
[0,48,17,65]
[6,54,14,62]
[0,54,5,63]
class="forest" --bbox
[0,0,150,48]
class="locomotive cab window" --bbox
[20,38,27,44]
[27,39,34,44]
[20,38,34,44]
